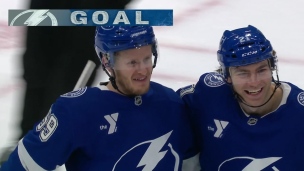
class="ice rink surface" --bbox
[0,0,304,170]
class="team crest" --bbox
[61,87,87,98]
[297,92,304,106]
[204,72,225,87]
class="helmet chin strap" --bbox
[101,62,131,97]
[234,69,281,108]
[108,75,131,97]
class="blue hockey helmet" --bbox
[95,26,158,68]
[217,25,277,78]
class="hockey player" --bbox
[1,26,198,171]
[177,25,304,170]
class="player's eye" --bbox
[127,60,138,66]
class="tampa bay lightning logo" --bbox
[297,92,304,106]
[112,131,180,171]
[204,72,225,87]
[219,156,282,171]
[60,87,87,98]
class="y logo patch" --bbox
[214,119,229,138]
[104,113,119,134]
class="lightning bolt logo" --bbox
[10,10,58,26]
[137,131,172,170]
[213,75,224,82]
[219,156,282,171]
[24,10,49,26]
[243,157,281,170]
[112,131,179,171]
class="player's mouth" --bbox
[133,76,147,81]
[244,88,263,95]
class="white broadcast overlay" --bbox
[8,9,173,26]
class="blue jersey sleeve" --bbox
[1,148,25,171]
[176,84,202,154]
[2,99,76,170]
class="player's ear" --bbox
[227,77,232,83]
[101,54,110,67]
[101,54,113,74]
[226,67,232,83]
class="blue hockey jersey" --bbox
[177,72,304,171]
[2,82,196,171]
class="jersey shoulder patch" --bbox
[297,92,304,107]
[60,87,87,98]
[179,84,195,98]
[203,72,225,87]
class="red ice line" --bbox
[173,0,222,25]
[0,22,24,49]
[0,82,23,99]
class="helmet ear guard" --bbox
[269,50,278,70]
[217,25,277,79]
[151,40,158,68]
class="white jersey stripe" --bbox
[18,139,48,171]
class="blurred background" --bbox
[1,0,304,169]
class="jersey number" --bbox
[36,113,58,142]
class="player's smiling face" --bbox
[228,60,273,106]
[114,45,153,96]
